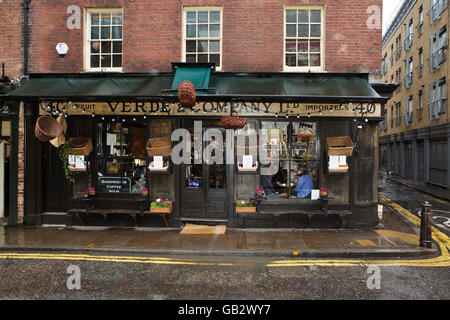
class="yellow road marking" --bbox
[374,230,419,245]
[0,252,229,266]
[356,240,377,247]
[419,193,449,205]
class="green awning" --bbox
[170,63,213,93]
[2,72,387,103]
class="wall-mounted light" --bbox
[56,43,69,57]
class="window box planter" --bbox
[150,200,172,213]
[236,200,256,213]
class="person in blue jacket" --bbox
[294,167,313,199]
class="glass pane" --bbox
[310,24,321,37]
[112,26,122,39]
[285,54,296,67]
[210,53,220,67]
[298,24,309,37]
[285,40,296,52]
[101,13,111,25]
[310,10,321,23]
[310,40,320,52]
[209,24,220,37]
[112,13,122,25]
[310,54,321,66]
[198,40,208,52]
[298,40,308,52]
[198,11,208,23]
[186,11,196,23]
[185,165,202,188]
[91,41,100,53]
[209,40,220,52]
[209,164,226,189]
[186,54,196,62]
[91,13,100,25]
[101,26,110,39]
[198,24,208,37]
[210,11,220,23]
[101,41,111,53]
[198,54,208,62]
[186,24,196,38]
[298,10,309,23]
[298,54,308,67]
[101,55,111,68]
[91,26,99,39]
[113,41,122,53]
[286,24,296,37]
[91,55,99,68]
[286,10,297,23]
[186,40,196,53]
[112,55,122,68]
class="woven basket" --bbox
[178,80,196,108]
[146,136,172,156]
[67,137,93,156]
[325,136,354,156]
[35,116,63,142]
[221,110,247,130]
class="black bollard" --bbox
[419,201,432,248]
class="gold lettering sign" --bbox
[40,101,381,118]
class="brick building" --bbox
[1,0,393,229]
[379,0,450,193]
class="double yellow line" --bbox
[0,194,448,267]
[0,252,236,266]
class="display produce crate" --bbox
[325,136,354,156]
[150,201,172,213]
[146,136,172,156]
[235,200,256,213]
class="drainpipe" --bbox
[22,0,30,76]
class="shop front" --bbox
[5,65,389,229]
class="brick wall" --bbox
[26,0,382,76]
[0,0,23,79]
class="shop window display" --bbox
[95,119,147,194]
[260,121,320,198]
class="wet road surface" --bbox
[0,253,448,300]
[379,176,450,236]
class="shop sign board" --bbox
[97,176,131,193]
[40,101,382,118]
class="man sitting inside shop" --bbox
[293,167,313,199]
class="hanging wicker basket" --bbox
[221,110,247,130]
[67,137,93,156]
[35,115,63,142]
[178,80,196,108]
[146,135,172,156]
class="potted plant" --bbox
[87,187,96,196]
[58,143,74,182]
[236,200,256,213]
[256,187,265,196]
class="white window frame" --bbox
[84,8,123,72]
[283,6,324,72]
[182,6,223,71]
[405,19,413,50]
